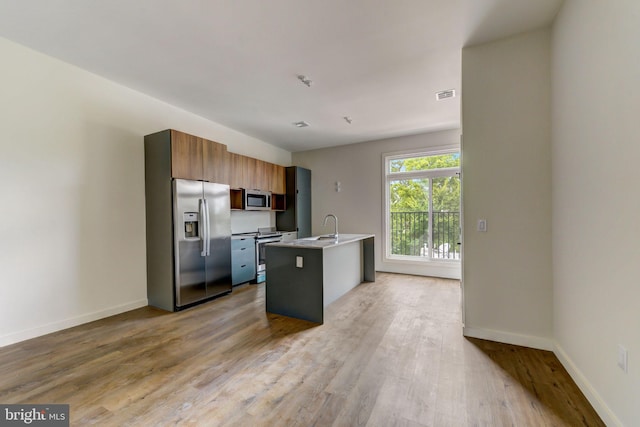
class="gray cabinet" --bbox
[231,237,256,285]
[276,166,311,238]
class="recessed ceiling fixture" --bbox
[343,116,353,124]
[436,89,456,101]
[293,121,310,128]
[297,75,313,87]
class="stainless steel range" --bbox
[255,227,282,283]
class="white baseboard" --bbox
[0,299,148,348]
[463,326,554,351]
[553,343,622,427]
[378,265,461,280]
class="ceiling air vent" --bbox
[436,89,456,101]
[297,75,313,87]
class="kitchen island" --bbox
[265,234,375,323]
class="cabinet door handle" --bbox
[240,264,246,268]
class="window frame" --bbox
[382,147,460,264]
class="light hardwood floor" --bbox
[0,273,603,426]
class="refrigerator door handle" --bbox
[199,198,207,257]
[204,198,211,256]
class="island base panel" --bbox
[265,247,324,323]
[323,240,363,308]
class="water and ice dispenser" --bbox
[183,212,199,239]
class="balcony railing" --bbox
[390,211,460,260]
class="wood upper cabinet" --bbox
[203,139,230,184]
[242,156,257,190]
[170,130,203,180]
[271,164,285,194]
[169,130,230,185]
[228,153,245,189]
[160,129,285,193]
[254,160,268,191]
[228,155,285,193]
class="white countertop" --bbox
[267,233,374,249]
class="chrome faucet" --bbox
[322,214,338,238]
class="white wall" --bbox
[552,1,640,425]
[292,129,461,279]
[0,37,291,346]
[461,29,553,350]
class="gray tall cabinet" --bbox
[276,166,311,238]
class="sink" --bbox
[317,234,338,240]
[303,234,337,241]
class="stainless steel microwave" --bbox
[243,189,271,210]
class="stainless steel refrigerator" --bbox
[145,178,232,311]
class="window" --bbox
[384,150,460,262]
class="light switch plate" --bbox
[477,219,487,232]
[296,256,303,268]
[618,345,628,373]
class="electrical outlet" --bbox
[477,219,487,232]
[618,345,628,373]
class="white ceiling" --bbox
[0,0,563,152]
